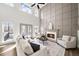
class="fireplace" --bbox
[46,31,57,42]
[47,34,55,39]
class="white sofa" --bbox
[57,35,76,49]
[16,36,48,56]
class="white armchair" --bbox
[57,35,76,49]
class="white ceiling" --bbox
[4,3,47,17]
[4,3,47,10]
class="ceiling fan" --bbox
[31,3,45,9]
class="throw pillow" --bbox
[62,35,71,41]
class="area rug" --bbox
[45,41,65,56]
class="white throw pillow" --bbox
[62,35,71,41]
[19,39,34,55]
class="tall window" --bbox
[2,23,14,41]
[20,24,33,38]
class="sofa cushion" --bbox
[62,35,71,42]
[19,39,34,55]
[30,42,40,52]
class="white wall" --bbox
[0,4,39,41]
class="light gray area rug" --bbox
[44,41,65,56]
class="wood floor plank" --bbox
[0,44,17,56]
[65,48,79,56]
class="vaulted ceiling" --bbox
[4,3,47,17]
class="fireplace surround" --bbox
[46,31,57,42]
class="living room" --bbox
[0,3,79,56]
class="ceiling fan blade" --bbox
[37,5,40,9]
[31,3,36,7]
[38,3,45,4]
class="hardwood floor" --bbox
[0,43,79,56]
[65,48,79,56]
[0,44,17,56]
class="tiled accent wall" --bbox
[40,3,78,37]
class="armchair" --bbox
[57,35,76,49]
